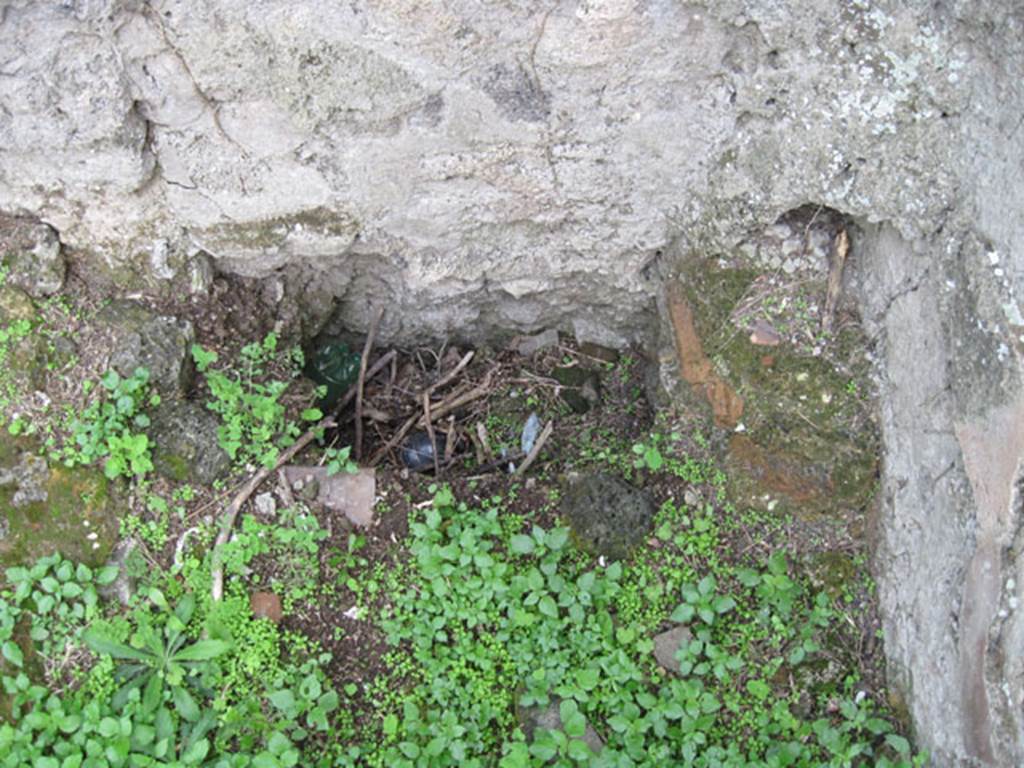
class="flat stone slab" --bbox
[282,465,376,528]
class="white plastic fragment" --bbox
[521,412,541,454]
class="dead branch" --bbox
[276,468,296,509]
[370,413,419,467]
[470,429,486,464]
[423,392,440,476]
[476,422,494,462]
[821,228,850,335]
[467,450,523,479]
[415,372,495,426]
[210,418,336,602]
[514,420,554,476]
[327,349,397,418]
[355,308,385,460]
[385,353,398,399]
[427,350,475,395]
[515,370,563,388]
[370,366,494,467]
[443,416,457,464]
[361,406,393,422]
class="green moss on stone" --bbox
[675,258,879,520]
[0,437,121,570]
[156,452,191,484]
[202,206,361,252]
[806,551,857,600]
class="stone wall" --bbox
[2,1,1024,763]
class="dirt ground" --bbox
[0,236,894,751]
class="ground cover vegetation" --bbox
[0,260,920,766]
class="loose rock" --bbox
[97,300,195,397]
[282,466,376,528]
[578,341,620,364]
[0,452,49,508]
[653,625,693,675]
[516,329,559,357]
[1,218,66,298]
[254,492,277,517]
[562,473,654,560]
[97,538,140,607]
[0,284,47,391]
[0,437,121,569]
[552,366,601,414]
[749,319,782,347]
[519,698,604,757]
[251,591,283,623]
[150,400,230,485]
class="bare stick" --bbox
[276,469,296,509]
[423,393,440,476]
[470,428,486,464]
[476,422,494,462]
[468,451,525,478]
[370,412,418,467]
[416,383,490,426]
[370,386,488,468]
[361,406,393,423]
[370,362,490,467]
[211,419,335,602]
[443,416,457,464]
[355,308,385,460]
[427,350,475,395]
[514,420,553,476]
[385,353,398,399]
[326,350,396,419]
[822,228,850,335]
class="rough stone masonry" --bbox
[2,1,1023,764]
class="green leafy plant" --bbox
[0,310,38,415]
[325,444,358,476]
[321,480,924,768]
[120,493,173,552]
[193,334,319,469]
[0,568,302,767]
[669,575,736,626]
[83,589,231,719]
[218,504,329,611]
[1,554,117,676]
[632,438,664,472]
[62,367,159,479]
[329,533,368,592]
